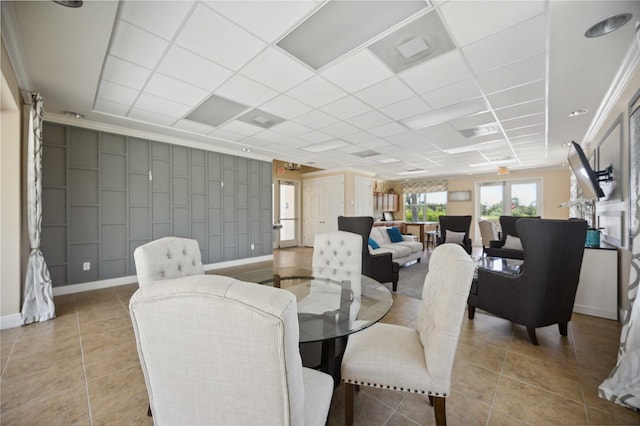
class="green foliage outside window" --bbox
[404,191,447,222]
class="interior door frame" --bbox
[274,178,301,248]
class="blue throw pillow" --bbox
[387,227,403,243]
[368,237,380,249]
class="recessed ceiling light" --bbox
[568,109,588,117]
[395,35,429,59]
[401,98,487,130]
[242,148,252,153]
[458,123,501,139]
[585,14,632,38]
[237,109,285,129]
[354,150,380,158]
[63,111,84,119]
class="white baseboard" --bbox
[1,313,22,330]
[52,255,274,296]
[573,304,618,320]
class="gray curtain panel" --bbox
[598,104,640,411]
[21,93,55,325]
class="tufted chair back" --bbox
[134,237,204,287]
[416,244,475,396]
[312,231,362,284]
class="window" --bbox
[478,179,541,220]
[405,191,447,222]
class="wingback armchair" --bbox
[468,218,587,345]
[337,216,400,291]
[437,215,472,254]
[133,236,204,287]
[484,215,540,260]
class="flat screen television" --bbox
[567,141,604,200]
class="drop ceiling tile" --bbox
[369,122,407,137]
[293,109,340,129]
[145,73,208,106]
[477,54,545,95]
[128,108,176,126]
[110,20,169,69]
[487,80,545,109]
[439,0,545,47]
[399,50,471,94]
[298,131,333,143]
[320,49,394,92]
[172,119,216,134]
[319,121,360,138]
[134,93,192,118]
[175,3,266,70]
[320,96,372,120]
[277,137,316,148]
[506,124,545,138]
[97,80,139,106]
[260,95,313,120]
[354,77,415,109]
[462,15,546,74]
[421,79,482,110]
[361,139,392,149]
[251,130,289,143]
[501,113,545,131]
[270,121,312,137]
[448,111,496,130]
[348,110,392,129]
[94,98,130,116]
[219,120,263,136]
[242,136,274,147]
[341,131,377,144]
[210,129,246,142]
[302,139,351,153]
[379,97,431,120]
[240,47,314,92]
[118,1,194,40]
[494,98,545,121]
[158,46,233,91]
[286,76,348,108]
[216,74,278,107]
[203,0,317,43]
[385,131,424,146]
[102,56,151,90]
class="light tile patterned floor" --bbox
[1,247,638,425]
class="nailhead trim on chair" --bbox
[342,379,445,396]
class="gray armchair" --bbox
[468,218,587,345]
[484,215,540,260]
[437,215,472,254]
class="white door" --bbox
[355,176,373,216]
[277,180,300,248]
[303,176,344,246]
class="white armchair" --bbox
[133,237,204,287]
[340,244,475,425]
[129,274,334,425]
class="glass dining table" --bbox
[231,267,393,382]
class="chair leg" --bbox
[433,396,447,426]
[558,322,568,336]
[527,327,539,345]
[392,278,398,292]
[428,395,434,406]
[345,382,355,426]
[468,304,475,320]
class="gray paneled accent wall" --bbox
[41,123,273,287]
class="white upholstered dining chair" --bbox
[129,274,334,425]
[133,237,204,287]
[340,243,475,425]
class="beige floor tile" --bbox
[2,345,82,379]
[587,403,640,425]
[491,376,588,424]
[395,392,436,425]
[87,365,150,422]
[446,391,492,425]
[487,406,533,425]
[361,385,406,409]
[455,339,508,374]
[451,357,500,405]
[11,332,81,360]
[17,313,79,341]
[79,314,133,337]
[76,300,129,324]
[384,411,422,425]
[82,328,140,382]
[350,389,396,426]
[581,374,640,422]
[460,312,513,349]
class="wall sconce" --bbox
[284,162,301,171]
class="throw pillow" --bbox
[368,237,380,249]
[387,227,404,243]
[503,235,523,251]
[369,227,386,247]
[445,230,466,244]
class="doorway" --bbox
[275,180,300,248]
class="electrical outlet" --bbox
[83,262,90,271]
[250,244,255,250]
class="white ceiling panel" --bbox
[210,129,245,142]
[448,111,496,130]
[119,1,194,41]
[494,98,546,121]
[298,131,334,143]
[109,20,169,69]
[172,119,217,134]
[240,48,314,92]
[250,130,289,143]
[369,122,407,137]
[501,113,545,131]
[341,131,377,144]
[320,96,372,120]
[175,3,266,70]
[97,80,138,106]
[270,121,312,137]
[354,77,415,109]
[462,14,546,74]
[294,110,340,129]
[319,121,360,138]
[145,73,208,106]
[203,0,317,43]
[219,120,263,136]
[348,110,392,129]
[421,78,482,110]
[94,98,130,116]
[487,80,545,109]
[134,93,192,118]
[158,46,233,91]
[379,96,431,120]
[286,76,347,108]
[399,50,471,94]
[128,107,176,126]
[477,54,545,95]
[260,95,313,120]
[506,124,545,138]
[320,49,394,93]
[439,0,545,47]
[216,74,278,107]
[102,56,151,90]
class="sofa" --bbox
[368,226,423,266]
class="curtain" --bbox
[21,93,55,325]
[598,104,640,411]
[401,179,448,194]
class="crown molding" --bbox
[1,1,33,104]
